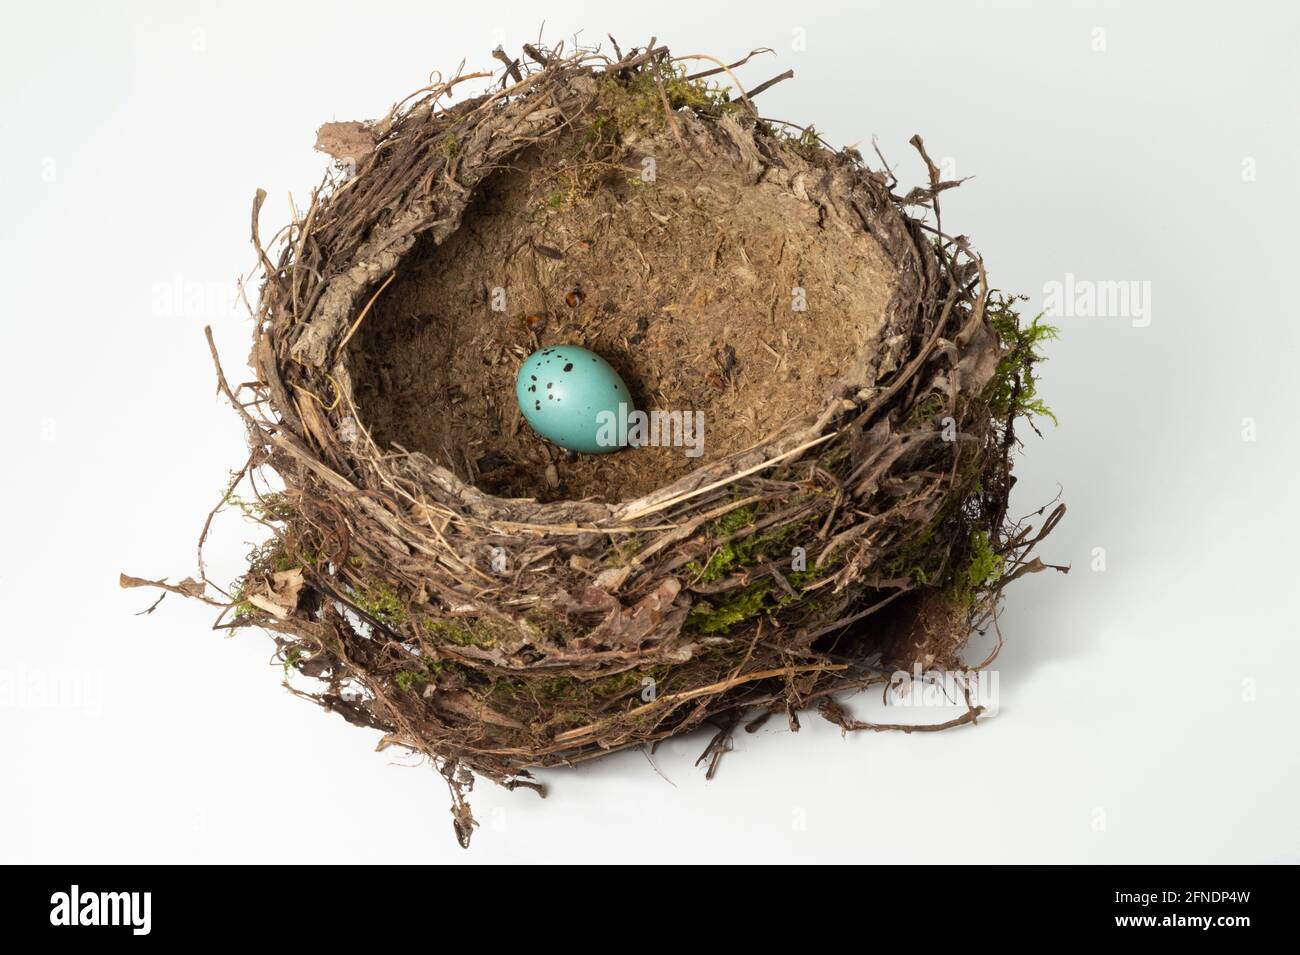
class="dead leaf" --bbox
[245,568,305,619]
[554,585,620,617]
[955,320,1000,394]
[579,577,689,650]
[314,121,376,164]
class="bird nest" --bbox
[130,40,1065,847]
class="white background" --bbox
[2,0,1297,864]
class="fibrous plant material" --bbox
[128,39,1065,847]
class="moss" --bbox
[488,679,520,704]
[882,474,982,588]
[685,505,760,581]
[222,490,296,524]
[601,62,738,133]
[818,443,851,469]
[420,616,497,649]
[272,545,316,572]
[522,58,743,220]
[395,666,440,693]
[588,669,642,698]
[602,535,645,567]
[350,577,406,626]
[281,645,305,676]
[256,492,297,523]
[963,530,1003,591]
[987,294,1059,426]
[228,573,259,621]
[907,392,947,427]
[687,544,747,583]
[533,675,581,701]
[686,508,820,584]
[683,505,843,633]
[523,610,568,642]
[658,67,734,113]
[785,589,840,625]
[439,133,459,159]
[769,122,824,160]
[710,505,758,535]
[687,545,842,636]
[582,114,616,146]
[925,527,1004,619]
[903,565,933,586]
[489,666,670,717]
[787,561,829,590]
[688,582,772,634]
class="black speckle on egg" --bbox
[534,400,541,410]
[546,382,552,389]
[563,362,573,372]
[548,394,554,400]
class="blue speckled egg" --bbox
[515,346,632,454]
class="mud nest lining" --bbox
[348,117,896,502]
[152,41,1065,848]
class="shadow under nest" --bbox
[176,42,1065,847]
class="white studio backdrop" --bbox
[1,0,1297,863]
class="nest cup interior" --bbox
[347,122,897,504]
